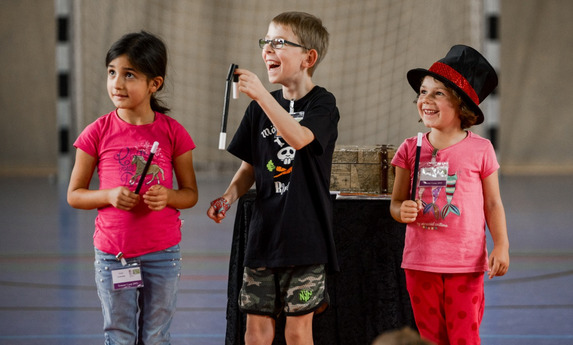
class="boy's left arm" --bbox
[143,150,198,211]
[483,170,510,279]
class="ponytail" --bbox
[150,95,170,114]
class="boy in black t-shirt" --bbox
[207,11,339,345]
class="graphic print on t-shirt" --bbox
[265,135,297,195]
[113,144,165,187]
[266,142,295,195]
[129,154,164,186]
[417,173,460,230]
[263,106,305,196]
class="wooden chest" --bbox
[330,145,396,195]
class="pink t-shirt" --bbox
[74,110,195,258]
[392,131,499,273]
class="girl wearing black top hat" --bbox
[390,45,510,345]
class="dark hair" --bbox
[106,31,169,114]
[451,89,479,129]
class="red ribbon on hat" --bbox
[429,62,479,106]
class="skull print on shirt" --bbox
[264,108,305,195]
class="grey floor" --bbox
[0,172,572,345]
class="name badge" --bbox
[111,265,143,290]
[419,161,449,187]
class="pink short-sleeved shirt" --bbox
[392,131,499,273]
[74,110,195,258]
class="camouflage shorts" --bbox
[239,264,329,317]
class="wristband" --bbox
[210,197,230,215]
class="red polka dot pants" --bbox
[405,269,485,345]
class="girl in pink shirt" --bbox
[67,31,198,344]
[390,45,509,345]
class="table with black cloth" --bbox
[225,190,415,345]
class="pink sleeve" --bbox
[481,141,500,179]
[392,137,415,170]
[169,117,196,158]
[73,121,100,157]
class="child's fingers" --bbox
[488,256,507,279]
[488,268,496,279]
[488,256,496,278]
[207,204,227,223]
[400,200,420,223]
[210,197,230,215]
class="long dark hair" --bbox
[106,31,170,114]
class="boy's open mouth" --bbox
[267,61,280,70]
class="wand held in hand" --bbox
[411,132,423,200]
[135,141,159,195]
[219,63,239,150]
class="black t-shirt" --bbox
[227,86,340,272]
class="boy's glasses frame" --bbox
[259,38,310,50]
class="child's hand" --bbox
[108,186,139,211]
[207,197,230,223]
[234,68,267,101]
[488,246,509,279]
[143,185,169,211]
[400,200,421,223]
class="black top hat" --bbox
[406,44,498,125]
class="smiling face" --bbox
[261,22,311,87]
[417,76,462,131]
[107,54,159,118]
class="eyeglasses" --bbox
[258,38,310,50]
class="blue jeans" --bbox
[94,245,181,345]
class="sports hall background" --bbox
[1,2,573,344]
[1,0,572,177]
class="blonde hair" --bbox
[272,11,329,76]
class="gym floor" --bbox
[0,172,572,345]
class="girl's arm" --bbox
[67,148,139,210]
[483,170,510,279]
[390,166,421,223]
[143,150,198,211]
[207,161,255,223]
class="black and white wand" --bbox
[135,141,159,195]
[411,132,423,200]
[219,63,239,150]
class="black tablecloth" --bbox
[225,191,415,345]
